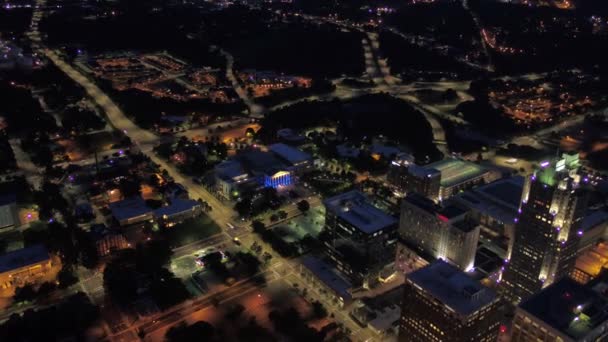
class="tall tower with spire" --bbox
[500,153,589,304]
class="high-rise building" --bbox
[511,275,608,342]
[322,190,398,287]
[387,155,441,201]
[399,260,502,342]
[500,153,589,304]
[400,194,480,272]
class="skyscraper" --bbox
[500,153,589,304]
[399,260,501,342]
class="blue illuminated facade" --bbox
[264,171,292,188]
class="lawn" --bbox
[273,206,325,244]
[163,216,221,248]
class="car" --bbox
[195,257,206,267]
[233,237,241,246]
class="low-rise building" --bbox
[425,158,501,200]
[511,276,608,342]
[579,210,608,252]
[299,255,353,308]
[214,146,313,199]
[214,160,254,200]
[268,143,313,175]
[0,193,19,230]
[0,245,53,289]
[154,198,203,226]
[350,287,403,337]
[571,242,608,285]
[109,197,154,226]
[89,224,130,257]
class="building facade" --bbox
[0,245,54,289]
[387,157,441,202]
[399,261,501,342]
[400,195,480,272]
[500,154,589,304]
[322,191,398,287]
[0,194,19,230]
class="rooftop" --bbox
[407,260,499,317]
[454,177,525,224]
[0,194,18,229]
[237,150,287,176]
[301,255,352,302]
[89,224,123,241]
[154,199,201,218]
[403,194,469,224]
[0,193,16,206]
[109,197,152,222]
[581,210,608,233]
[269,143,311,166]
[408,164,441,179]
[574,242,608,281]
[476,176,525,209]
[426,158,489,188]
[0,244,50,273]
[324,191,397,234]
[519,277,608,340]
[438,204,468,221]
[215,160,248,182]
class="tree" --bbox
[148,268,191,310]
[57,267,78,288]
[225,304,245,320]
[297,200,310,213]
[311,301,328,319]
[135,239,173,273]
[277,210,288,220]
[165,321,216,342]
[61,106,105,133]
[13,285,37,303]
[235,252,261,276]
[118,177,142,198]
[268,307,321,342]
[252,220,266,233]
[235,198,253,218]
[154,142,174,159]
[103,253,139,306]
[238,317,276,342]
[0,292,99,341]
